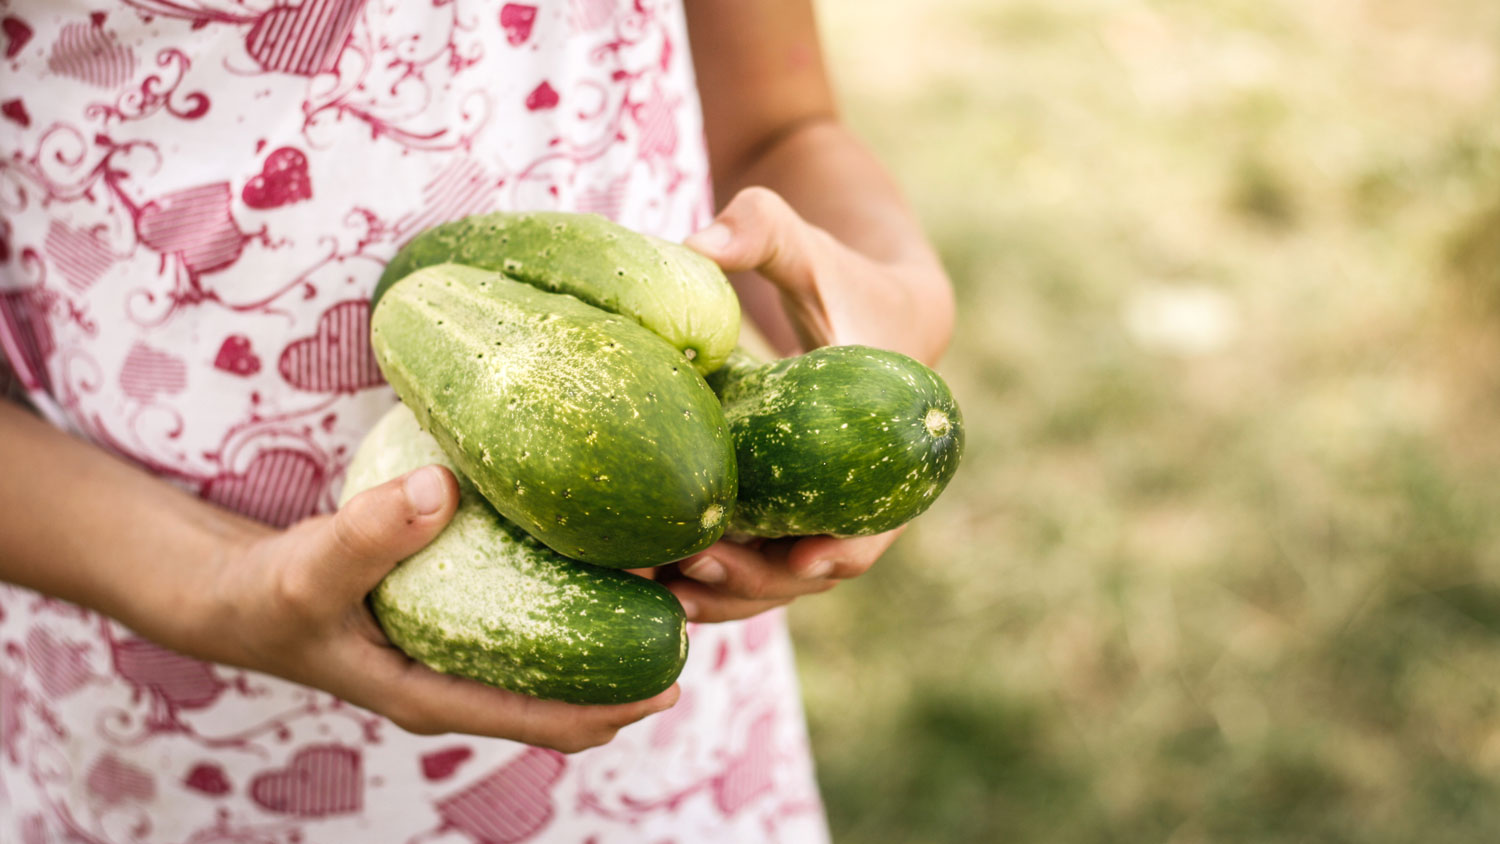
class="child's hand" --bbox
[194,465,679,751]
[675,186,952,623]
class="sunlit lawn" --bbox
[791,1,1500,841]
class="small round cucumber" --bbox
[341,402,687,705]
[376,211,740,375]
[709,346,964,538]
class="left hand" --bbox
[666,186,952,623]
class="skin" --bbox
[0,0,954,741]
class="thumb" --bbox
[685,186,822,296]
[306,465,459,604]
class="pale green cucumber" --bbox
[376,211,740,375]
[341,402,687,705]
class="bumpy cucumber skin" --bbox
[709,346,964,538]
[341,403,687,705]
[376,211,740,376]
[372,263,736,567]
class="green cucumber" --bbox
[709,345,964,538]
[376,211,740,375]
[341,403,687,705]
[372,263,735,567]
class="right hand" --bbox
[187,465,678,753]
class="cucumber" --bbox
[708,346,964,538]
[376,211,740,376]
[372,263,735,567]
[341,403,687,705]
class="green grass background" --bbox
[789,1,1500,841]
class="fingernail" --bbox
[683,557,726,584]
[404,466,446,515]
[799,559,835,580]
[686,222,731,253]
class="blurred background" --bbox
[789,0,1500,841]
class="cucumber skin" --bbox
[709,346,965,538]
[376,211,740,376]
[372,263,736,567]
[341,403,687,705]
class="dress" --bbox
[0,1,830,841]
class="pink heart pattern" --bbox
[250,745,363,817]
[137,182,248,276]
[119,342,188,403]
[499,5,537,46]
[435,748,566,844]
[421,746,474,782]
[214,334,262,377]
[242,147,313,210]
[2,16,32,59]
[713,712,777,816]
[201,448,325,527]
[569,0,615,33]
[0,288,56,394]
[632,85,678,161]
[47,21,136,88]
[24,628,93,699]
[110,637,226,711]
[525,80,559,111]
[278,300,381,393]
[184,762,233,796]
[245,0,366,77]
[1,98,28,128]
[86,753,157,806]
[44,219,115,293]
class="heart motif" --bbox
[421,746,474,782]
[2,16,33,59]
[0,288,56,394]
[184,762,233,796]
[202,448,325,527]
[43,219,114,293]
[649,688,695,749]
[86,753,157,806]
[435,748,566,844]
[250,745,363,817]
[1,98,28,128]
[278,300,381,393]
[242,147,312,210]
[119,342,188,403]
[713,712,777,816]
[499,4,537,46]
[110,637,226,710]
[525,81,559,112]
[575,175,627,222]
[137,182,247,276]
[214,334,262,377]
[245,0,366,77]
[24,628,93,699]
[47,21,136,88]
[631,86,678,161]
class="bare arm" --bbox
[0,401,677,750]
[669,0,955,621]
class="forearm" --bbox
[0,401,265,644]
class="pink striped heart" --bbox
[47,21,136,88]
[110,637,226,711]
[569,0,615,32]
[499,4,537,46]
[45,220,115,292]
[278,300,381,393]
[435,748,566,844]
[250,745,363,817]
[394,158,496,241]
[713,712,777,815]
[245,0,366,77]
[86,753,157,806]
[0,287,56,394]
[576,175,628,222]
[137,182,248,276]
[119,342,187,402]
[25,628,93,699]
[632,87,678,161]
[202,448,325,527]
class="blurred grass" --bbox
[790,0,1500,841]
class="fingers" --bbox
[291,466,459,608]
[668,578,820,624]
[677,539,836,602]
[335,636,680,753]
[783,527,906,581]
